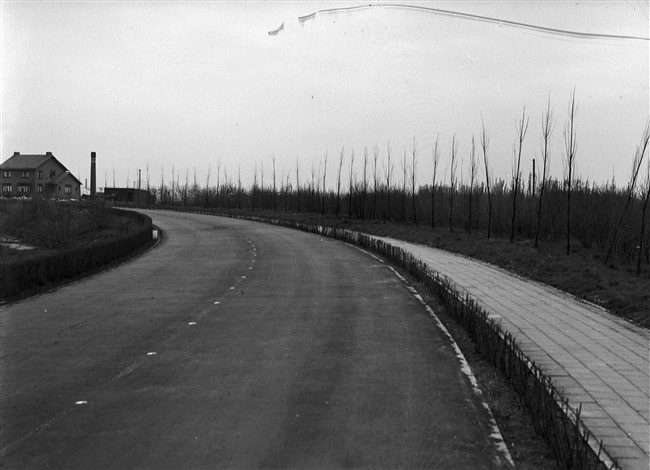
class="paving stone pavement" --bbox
[374,236,649,470]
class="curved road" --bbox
[1,211,508,469]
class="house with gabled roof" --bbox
[0,152,82,199]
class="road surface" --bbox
[1,210,509,469]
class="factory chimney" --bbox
[90,152,97,198]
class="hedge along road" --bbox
[1,210,511,469]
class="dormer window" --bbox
[21,170,29,178]
[2,170,10,178]
[38,170,43,179]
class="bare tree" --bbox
[361,147,369,220]
[252,162,258,211]
[449,134,459,232]
[216,158,221,209]
[316,162,322,214]
[336,147,344,217]
[607,120,650,263]
[372,144,379,220]
[284,169,290,214]
[431,135,440,230]
[171,166,175,205]
[223,168,228,208]
[348,150,355,218]
[563,88,578,255]
[205,163,211,206]
[175,170,180,206]
[638,158,650,275]
[160,165,164,205]
[511,106,529,242]
[260,160,264,210]
[183,168,189,206]
[401,148,408,224]
[272,155,277,212]
[193,166,198,204]
[411,137,418,226]
[384,141,394,221]
[535,96,555,248]
[310,159,316,213]
[295,156,300,213]
[321,150,328,217]
[481,118,492,240]
[237,166,242,209]
[468,135,478,235]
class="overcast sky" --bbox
[2,1,648,192]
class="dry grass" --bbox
[331,218,649,329]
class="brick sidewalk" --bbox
[375,236,649,470]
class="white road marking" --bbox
[354,244,515,469]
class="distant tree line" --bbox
[146,93,650,274]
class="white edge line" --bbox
[353,245,515,469]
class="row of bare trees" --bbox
[143,92,649,272]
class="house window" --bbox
[38,184,43,193]
[2,170,10,178]
[21,170,29,178]
[1,183,11,193]
[17,184,30,193]
[38,170,43,179]
[50,170,55,178]
[64,184,71,194]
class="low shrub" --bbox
[0,208,152,300]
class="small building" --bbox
[0,152,82,199]
[104,187,155,205]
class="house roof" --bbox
[50,171,83,186]
[0,153,66,171]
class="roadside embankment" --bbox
[0,208,153,302]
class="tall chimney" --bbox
[90,152,97,198]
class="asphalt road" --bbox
[1,210,508,469]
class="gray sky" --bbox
[2,1,648,191]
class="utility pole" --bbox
[138,169,141,205]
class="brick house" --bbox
[0,152,82,199]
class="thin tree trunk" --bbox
[511,106,529,242]
[638,182,650,275]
